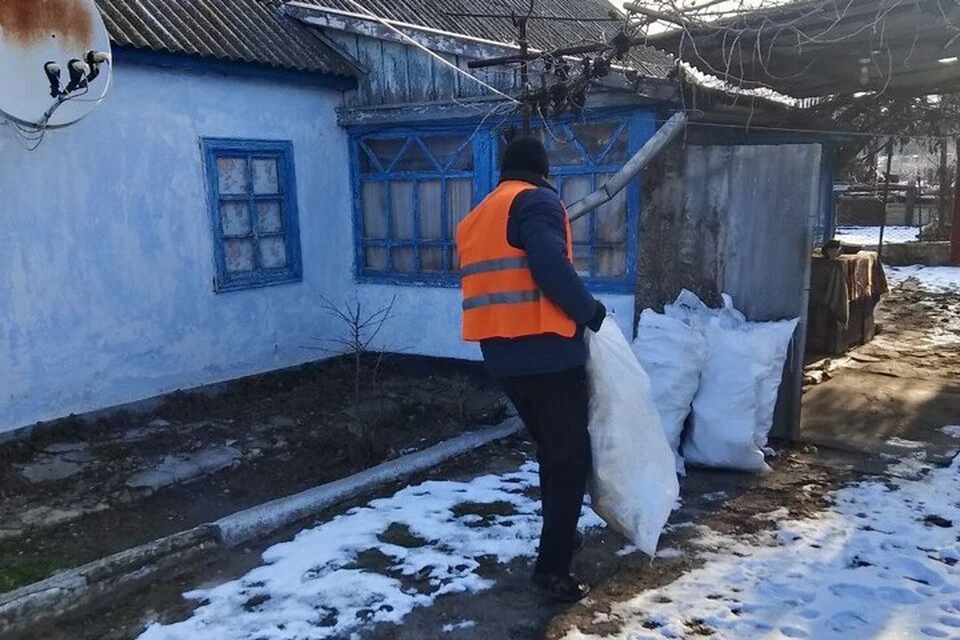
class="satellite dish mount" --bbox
[0,0,114,148]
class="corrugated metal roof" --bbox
[294,0,674,78]
[646,0,960,97]
[96,0,358,77]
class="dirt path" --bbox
[21,434,881,640]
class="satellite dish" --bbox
[0,0,112,129]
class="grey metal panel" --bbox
[95,0,357,76]
[721,145,820,322]
[638,143,822,441]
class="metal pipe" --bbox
[877,138,894,258]
[519,16,530,134]
[951,138,960,264]
[567,111,687,221]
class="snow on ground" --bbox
[563,456,960,640]
[441,620,476,632]
[886,265,960,294]
[879,265,960,347]
[941,426,960,439]
[139,461,603,640]
[836,226,919,245]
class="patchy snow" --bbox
[926,322,960,348]
[836,225,920,246]
[138,461,604,640]
[441,620,476,632]
[885,437,927,450]
[562,456,960,640]
[883,264,924,288]
[940,425,960,439]
[654,547,685,559]
[700,491,727,503]
[886,265,960,294]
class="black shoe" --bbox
[532,573,591,602]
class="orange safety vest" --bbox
[456,181,577,342]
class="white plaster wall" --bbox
[356,285,635,361]
[0,62,357,435]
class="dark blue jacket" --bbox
[480,171,599,379]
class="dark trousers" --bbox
[500,366,591,577]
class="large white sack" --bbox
[750,319,800,450]
[664,289,745,330]
[684,318,799,472]
[585,318,679,556]
[632,309,707,475]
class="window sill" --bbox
[214,272,303,293]
[355,272,634,294]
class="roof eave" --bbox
[112,46,359,90]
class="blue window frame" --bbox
[201,139,303,292]
[353,131,480,286]
[350,113,652,292]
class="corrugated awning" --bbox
[645,0,960,98]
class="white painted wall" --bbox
[356,284,635,361]
[0,62,358,435]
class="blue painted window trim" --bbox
[349,111,654,294]
[201,138,304,293]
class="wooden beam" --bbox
[336,82,681,127]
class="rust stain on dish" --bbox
[0,0,95,47]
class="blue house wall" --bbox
[0,59,359,436]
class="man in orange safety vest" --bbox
[456,136,606,602]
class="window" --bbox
[351,115,647,290]
[202,139,302,292]
[498,121,632,280]
[355,133,475,280]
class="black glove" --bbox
[587,301,607,333]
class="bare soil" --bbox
[0,356,505,593]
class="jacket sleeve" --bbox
[508,188,599,325]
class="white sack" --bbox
[631,309,707,475]
[585,318,679,556]
[750,319,800,449]
[684,317,799,472]
[664,289,745,330]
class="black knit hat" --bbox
[501,136,550,178]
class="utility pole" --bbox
[463,2,635,134]
[515,2,534,135]
[877,137,894,259]
[952,138,960,264]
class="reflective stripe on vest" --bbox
[462,289,540,311]
[456,181,577,342]
[459,256,529,278]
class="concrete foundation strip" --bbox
[0,418,522,636]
